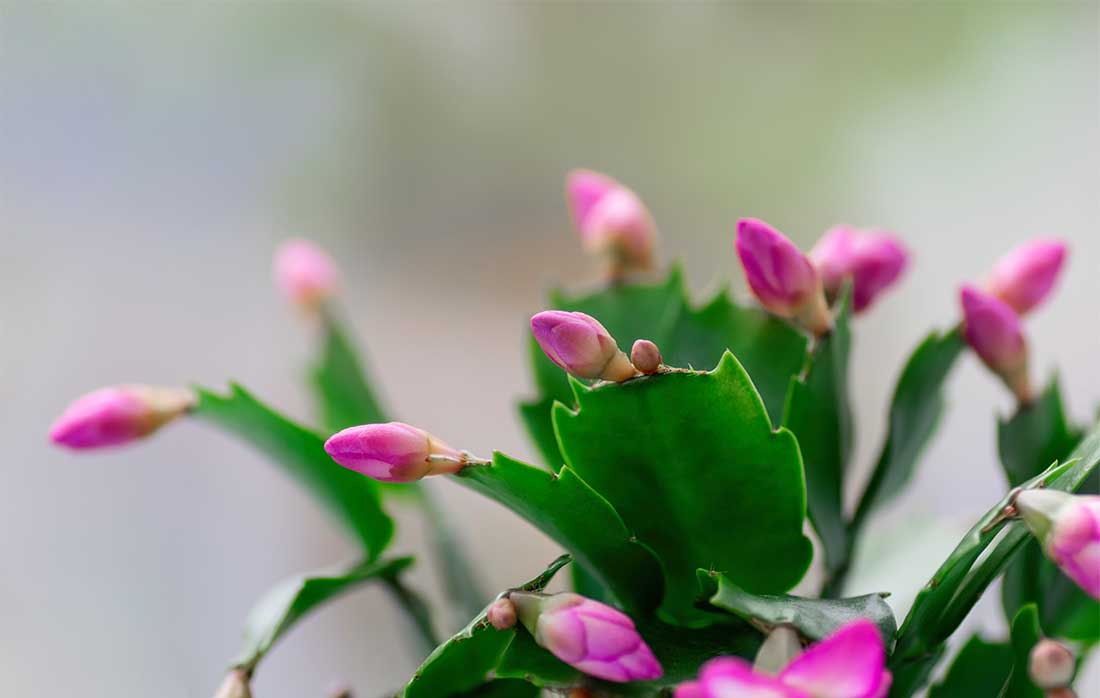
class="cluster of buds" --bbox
[566,169,658,280]
[959,240,1067,404]
[273,238,341,312]
[675,619,890,698]
[324,422,488,483]
[1015,489,1100,600]
[49,385,194,450]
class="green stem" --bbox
[381,571,440,656]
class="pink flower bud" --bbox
[530,311,636,382]
[49,385,194,450]
[487,597,517,630]
[213,669,252,698]
[1015,490,1100,600]
[810,226,909,313]
[509,591,663,683]
[960,286,1031,403]
[986,239,1068,315]
[323,422,467,483]
[566,169,657,278]
[630,339,662,374]
[1029,639,1075,689]
[273,238,340,310]
[736,218,831,335]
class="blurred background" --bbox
[2,2,1097,696]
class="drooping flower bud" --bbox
[324,422,476,483]
[508,591,663,683]
[213,669,252,698]
[487,597,517,630]
[630,339,662,374]
[1029,638,1075,689]
[960,286,1031,403]
[49,385,194,450]
[566,169,657,279]
[1015,490,1100,600]
[810,226,910,313]
[735,218,831,335]
[530,311,636,382]
[986,239,1068,315]
[273,238,340,310]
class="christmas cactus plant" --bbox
[51,170,1096,698]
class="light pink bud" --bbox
[323,422,465,483]
[810,226,909,313]
[487,597,517,630]
[960,286,1031,402]
[736,218,831,335]
[530,311,636,382]
[566,169,657,278]
[49,385,193,450]
[810,225,858,294]
[213,669,252,698]
[986,239,1068,315]
[1016,490,1100,600]
[273,238,340,310]
[630,339,662,374]
[1029,639,1075,689]
[510,591,663,683]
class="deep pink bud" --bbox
[510,591,663,683]
[487,597,517,630]
[530,311,636,382]
[273,238,340,310]
[630,339,662,374]
[324,422,466,483]
[1029,639,1075,689]
[566,169,657,278]
[986,239,1068,315]
[736,218,831,335]
[960,286,1031,402]
[810,226,909,313]
[1016,490,1100,600]
[49,385,193,450]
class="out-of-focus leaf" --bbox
[1002,604,1044,698]
[455,453,664,614]
[698,570,896,648]
[311,309,387,433]
[782,289,853,582]
[234,557,412,673]
[927,634,1012,698]
[997,380,1080,487]
[553,352,813,621]
[192,384,393,558]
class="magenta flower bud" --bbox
[810,226,909,313]
[566,169,657,278]
[324,422,468,483]
[530,311,636,382]
[487,597,517,630]
[810,225,858,295]
[630,339,662,374]
[736,218,831,335]
[49,385,194,450]
[273,238,340,310]
[986,239,1068,315]
[960,286,1031,403]
[1015,490,1100,600]
[1029,639,1075,689]
[509,591,663,683]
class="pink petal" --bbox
[779,619,886,698]
[701,657,803,698]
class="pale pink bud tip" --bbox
[487,598,517,630]
[49,385,193,450]
[736,218,830,335]
[565,169,656,277]
[324,422,464,483]
[1029,639,1075,689]
[630,339,662,374]
[1016,490,1100,600]
[213,669,252,698]
[530,311,635,382]
[511,592,663,683]
[960,286,1031,402]
[987,239,1068,315]
[811,226,909,313]
[273,238,340,309]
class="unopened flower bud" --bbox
[630,339,662,374]
[960,286,1031,403]
[566,169,657,278]
[736,218,831,335]
[273,238,340,310]
[487,597,517,630]
[810,226,910,313]
[509,591,663,683]
[324,422,475,483]
[213,669,252,698]
[1029,639,1075,689]
[530,311,636,382]
[1015,490,1100,600]
[49,385,194,450]
[673,683,705,698]
[986,239,1068,315]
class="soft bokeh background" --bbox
[2,2,1097,696]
